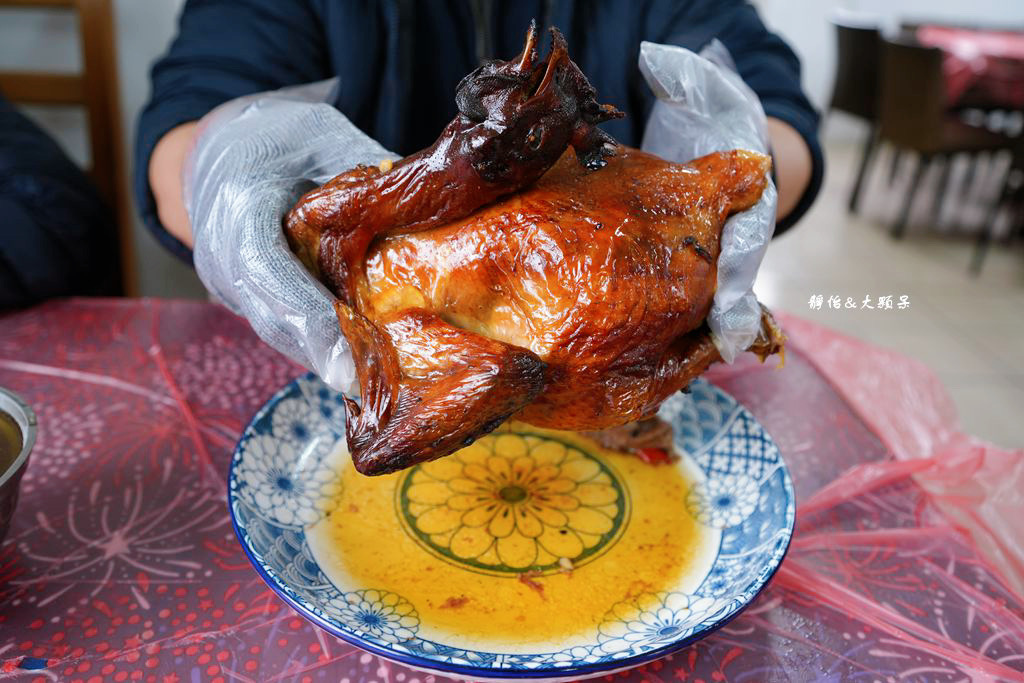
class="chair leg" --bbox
[970,202,1001,275]
[848,127,877,214]
[932,155,952,225]
[954,153,981,227]
[892,154,930,239]
[888,148,903,185]
[1013,201,1024,240]
[970,167,1013,275]
[961,153,979,199]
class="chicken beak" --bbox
[529,28,568,100]
[515,20,539,73]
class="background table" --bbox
[917,26,1024,111]
[1,299,1022,682]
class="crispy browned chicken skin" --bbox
[284,23,783,475]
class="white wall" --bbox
[753,0,1024,141]
[0,0,204,299]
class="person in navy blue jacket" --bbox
[1,93,118,310]
[138,1,823,263]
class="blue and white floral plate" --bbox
[229,374,794,681]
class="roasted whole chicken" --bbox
[284,24,783,475]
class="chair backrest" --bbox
[830,21,882,121]
[877,38,947,151]
[0,0,135,294]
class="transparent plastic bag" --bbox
[640,40,778,363]
[185,78,399,392]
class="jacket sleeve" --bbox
[0,94,117,310]
[651,0,825,233]
[135,0,330,261]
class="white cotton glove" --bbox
[184,78,399,392]
[640,40,778,363]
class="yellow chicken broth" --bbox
[308,423,714,651]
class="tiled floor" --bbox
[755,137,1024,449]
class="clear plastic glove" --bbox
[184,78,399,392]
[186,41,776,392]
[640,40,778,363]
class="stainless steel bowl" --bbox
[0,388,36,544]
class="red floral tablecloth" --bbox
[0,299,1022,682]
[918,26,1024,110]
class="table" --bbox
[1,299,1022,682]
[917,26,1024,111]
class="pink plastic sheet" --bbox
[777,313,1024,600]
[0,299,1021,682]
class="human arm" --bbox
[148,122,197,248]
[652,0,824,233]
[766,116,813,222]
[135,0,329,260]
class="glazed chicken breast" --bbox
[284,23,783,475]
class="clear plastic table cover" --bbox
[0,299,1021,682]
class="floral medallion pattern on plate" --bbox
[397,432,628,575]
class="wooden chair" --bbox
[829,19,882,214]
[877,38,1013,238]
[0,0,135,294]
